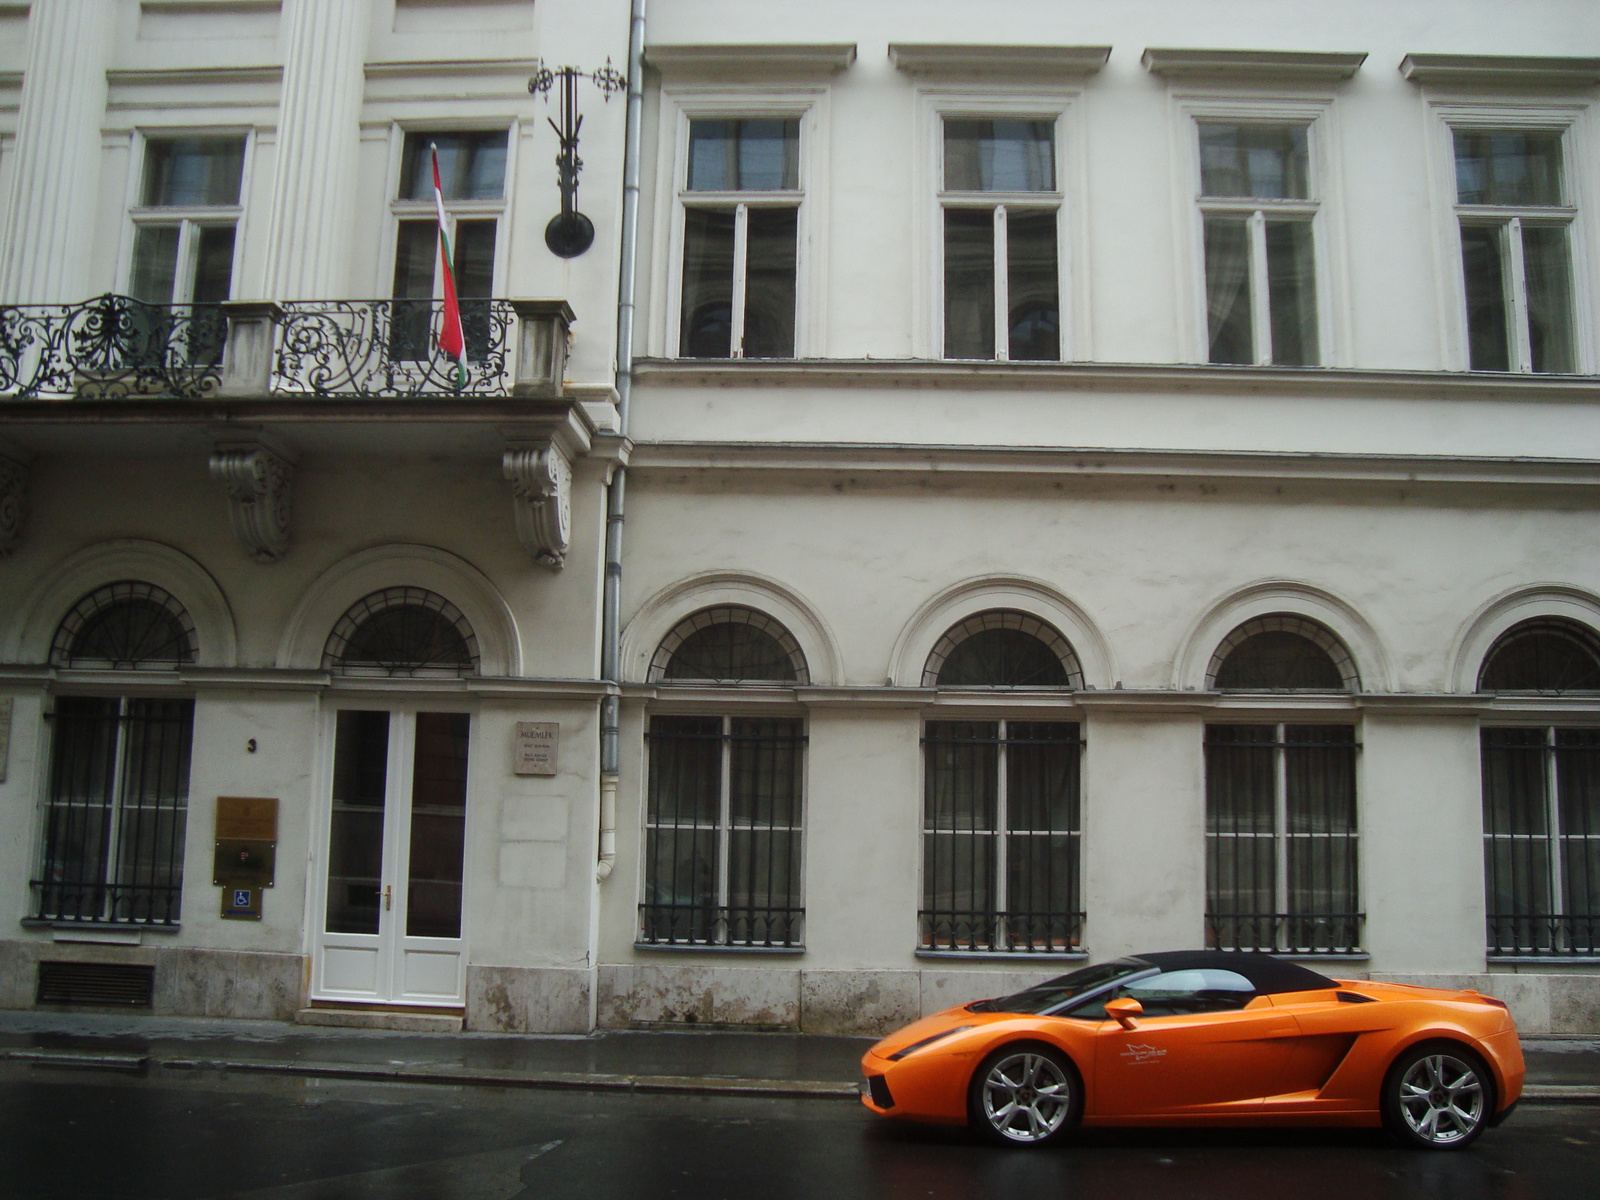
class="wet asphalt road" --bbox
[2,1063,1597,1200]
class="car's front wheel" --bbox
[1381,1042,1495,1150]
[968,1044,1081,1147]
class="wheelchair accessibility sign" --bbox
[222,885,262,920]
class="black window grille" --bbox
[640,715,805,948]
[923,610,1083,688]
[1205,724,1362,954]
[50,582,198,670]
[32,696,194,926]
[649,606,808,684]
[1479,618,1600,694]
[921,720,1083,953]
[323,587,479,677]
[1208,614,1358,692]
[1481,727,1600,955]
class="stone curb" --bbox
[7,1049,1598,1104]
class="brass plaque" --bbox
[213,838,276,887]
[216,796,278,840]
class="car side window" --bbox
[1065,968,1257,1020]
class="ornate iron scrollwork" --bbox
[0,294,225,400]
[273,299,514,397]
[528,59,627,259]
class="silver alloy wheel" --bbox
[1397,1052,1486,1145]
[980,1051,1073,1144]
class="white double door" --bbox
[312,705,472,1006]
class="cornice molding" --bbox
[889,44,1111,76]
[364,58,542,79]
[625,441,1600,490]
[106,66,282,88]
[644,44,857,73]
[631,357,1600,402]
[1142,48,1367,81]
[1400,54,1600,88]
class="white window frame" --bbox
[917,88,1084,362]
[654,88,826,359]
[120,127,254,304]
[1172,93,1345,368]
[1424,99,1595,375]
[380,120,518,300]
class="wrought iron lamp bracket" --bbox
[528,59,627,259]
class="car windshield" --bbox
[969,958,1155,1015]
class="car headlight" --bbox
[888,1025,974,1061]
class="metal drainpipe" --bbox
[597,0,645,882]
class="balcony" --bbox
[0,293,573,401]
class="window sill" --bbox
[1216,950,1370,962]
[916,949,1088,962]
[633,942,805,956]
[1487,955,1600,966]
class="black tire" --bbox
[967,1043,1082,1148]
[1380,1042,1496,1150]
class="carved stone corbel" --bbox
[209,436,296,563]
[503,441,572,568]
[0,444,31,558]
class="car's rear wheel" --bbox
[1381,1042,1495,1150]
[968,1044,1081,1147]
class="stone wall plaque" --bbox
[514,722,559,776]
[215,796,279,840]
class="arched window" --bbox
[1478,619,1600,957]
[38,582,197,928]
[642,606,808,949]
[923,610,1082,688]
[1204,615,1361,955]
[649,606,808,684]
[1478,618,1600,694]
[323,587,479,677]
[1207,614,1358,692]
[50,581,198,669]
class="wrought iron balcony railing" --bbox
[0,294,227,400]
[0,294,571,401]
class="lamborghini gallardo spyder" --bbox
[860,951,1523,1149]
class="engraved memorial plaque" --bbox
[514,722,559,776]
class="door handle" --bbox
[384,885,392,911]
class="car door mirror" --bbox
[1105,996,1143,1030]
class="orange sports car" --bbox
[861,951,1523,1150]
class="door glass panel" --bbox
[943,209,995,359]
[1006,209,1059,361]
[407,712,470,939]
[1204,217,1252,365]
[390,219,437,362]
[1523,224,1574,374]
[130,226,181,305]
[742,207,797,358]
[326,711,389,934]
[680,208,736,357]
[1460,224,1510,371]
[1265,220,1318,366]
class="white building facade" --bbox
[2,0,1600,1036]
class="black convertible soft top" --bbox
[1127,950,1335,995]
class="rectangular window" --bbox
[921,720,1081,953]
[1197,123,1320,367]
[1205,724,1361,954]
[32,697,194,926]
[640,715,805,948]
[390,130,507,361]
[1452,129,1576,373]
[941,118,1061,361]
[678,118,801,359]
[1482,727,1600,955]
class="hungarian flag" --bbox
[431,144,467,388]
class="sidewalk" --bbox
[2,1010,1597,1103]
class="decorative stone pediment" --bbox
[503,441,572,569]
[209,435,296,563]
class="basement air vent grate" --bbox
[36,961,155,1007]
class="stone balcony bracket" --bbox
[0,439,33,558]
[209,431,297,563]
[511,299,576,400]
[503,438,573,570]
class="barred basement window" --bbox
[323,588,479,678]
[1205,724,1361,954]
[34,695,194,926]
[921,720,1083,953]
[640,715,805,948]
